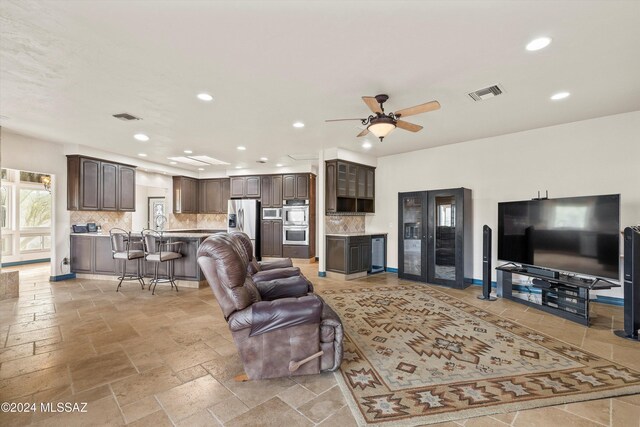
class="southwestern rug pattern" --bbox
[320,285,640,426]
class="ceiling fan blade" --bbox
[356,128,369,137]
[396,120,423,132]
[325,118,365,122]
[394,100,440,118]
[362,96,382,113]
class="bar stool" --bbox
[142,229,183,295]
[109,228,145,292]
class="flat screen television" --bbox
[498,194,620,280]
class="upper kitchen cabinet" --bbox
[173,176,199,213]
[260,175,282,208]
[230,176,261,198]
[117,165,136,211]
[67,155,136,211]
[325,160,375,213]
[198,178,230,214]
[283,174,310,200]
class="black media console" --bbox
[496,265,620,326]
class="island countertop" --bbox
[324,232,388,237]
[71,230,225,238]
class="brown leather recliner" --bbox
[230,231,313,300]
[197,233,343,380]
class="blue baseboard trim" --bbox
[2,258,50,267]
[594,295,624,307]
[49,273,76,282]
[318,271,326,277]
[385,267,398,273]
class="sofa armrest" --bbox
[252,266,300,283]
[259,258,293,270]
[227,295,322,337]
[254,275,312,301]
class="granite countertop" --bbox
[325,232,388,237]
[71,230,224,238]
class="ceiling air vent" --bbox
[112,112,141,121]
[468,84,504,101]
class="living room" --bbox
[1,1,639,426]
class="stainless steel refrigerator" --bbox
[228,199,261,260]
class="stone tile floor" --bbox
[0,262,638,426]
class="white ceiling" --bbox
[1,1,639,172]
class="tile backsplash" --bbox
[168,213,198,230]
[196,214,227,230]
[325,215,366,233]
[70,211,132,233]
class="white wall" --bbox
[1,130,69,277]
[367,111,640,298]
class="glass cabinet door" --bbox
[398,192,427,281]
[427,188,466,287]
[434,195,457,281]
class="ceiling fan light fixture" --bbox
[367,117,396,141]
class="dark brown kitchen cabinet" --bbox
[173,176,198,213]
[283,174,310,200]
[93,236,117,274]
[326,163,337,213]
[198,179,230,214]
[80,158,100,210]
[118,165,136,211]
[326,235,372,274]
[261,220,282,257]
[325,160,375,213]
[67,155,137,211]
[100,162,118,211]
[260,175,282,208]
[357,167,374,200]
[230,176,261,198]
[70,235,93,273]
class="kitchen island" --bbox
[70,230,225,288]
[325,232,387,280]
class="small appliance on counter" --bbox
[72,223,99,233]
[72,224,88,233]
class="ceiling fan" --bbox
[326,94,440,141]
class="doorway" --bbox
[148,197,166,230]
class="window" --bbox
[19,189,51,228]
[20,171,51,184]
[1,168,52,261]
[1,186,9,229]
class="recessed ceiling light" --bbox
[138,153,147,157]
[197,93,213,101]
[362,141,372,149]
[526,37,552,51]
[260,157,268,161]
[169,161,177,165]
[293,122,305,128]
[237,146,246,151]
[184,150,193,154]
[134,133,149,142]
[550,91,570,100]
[276,163,283,167]
[198,168,205,171]
[235,166,242,169]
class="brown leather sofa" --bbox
[197,233,343,380]
[230,231,313,300]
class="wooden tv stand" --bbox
[496,265,620,326]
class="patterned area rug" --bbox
[320,285,640,426]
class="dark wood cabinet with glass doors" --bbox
[398,188,472,289]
